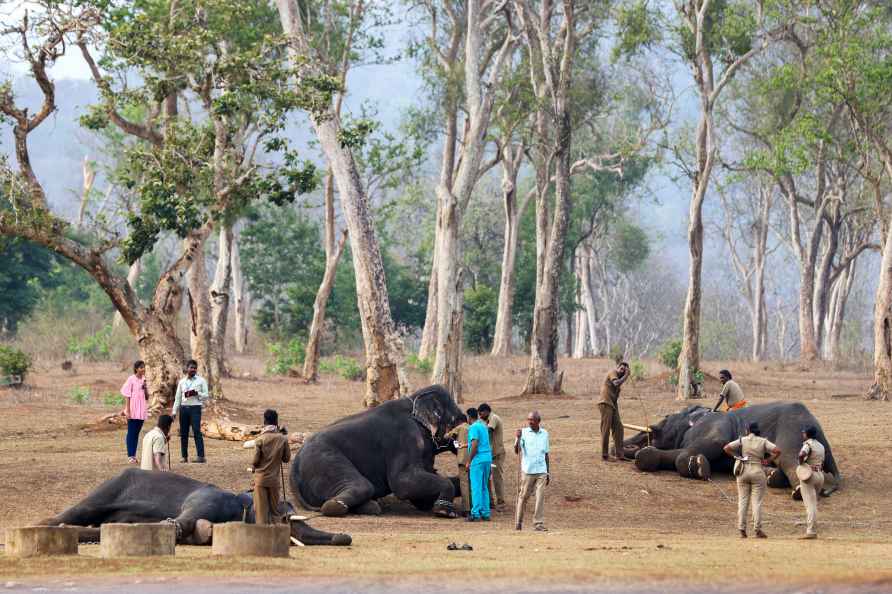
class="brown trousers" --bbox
[253,483,282,525]
[489,453,506,506]
[457,464,471,513]
[599,402,624,458]
[514,472,547,528]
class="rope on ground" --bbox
[706,478,736,505]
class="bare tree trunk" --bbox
[278,0,409,407]
[582,246,600,355]
[522,115,572,395]
[188,236,215,391]
[304,173,349,382]
[677,106,713,400]
[827,261,855,361]
[869,218,892,400]
[231,230,249,354]
[113,258,142,329]
[209,223,234,381]
[77,156,95,229]
[491,146,527,357]
[418,257,438,360]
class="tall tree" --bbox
[0,1,322,411]
[277,0,410,407]
[670,0,791,399]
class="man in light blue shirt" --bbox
[465,407,492,522]
[172,359,209,464]
[514,410,550,531]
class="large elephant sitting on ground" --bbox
[38,468,351,545]
[623,402,840,496]
[291,384,466,518]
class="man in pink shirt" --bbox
[121,360,149,464]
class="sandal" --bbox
[447,542,459,551]
[460,543,473,551]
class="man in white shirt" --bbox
[140,415,173,471]
[514,410,550,532]
[172,359,209,463]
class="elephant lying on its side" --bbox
[38,468,351,545]
[622,402,840,497]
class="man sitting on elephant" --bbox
[624,401,839,498]
[713,369,747,412]
[291,385,467,518]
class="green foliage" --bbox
[691,368,705,385]
[0,346,31,379]
[612,222,651,271]
[609,344,625,363]
[67,325,114,361]
[69,386,91,405]
[0,237,58,334]
[658,339,683,370]
[613,0,662,60]
[103,392,125,407]
[630,360,646,382]
[406,353,432,374]
[463,285,498,353]
[319,355,364,382]
[265,338,306,376]
[677,0,757,65]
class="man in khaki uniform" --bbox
[447,420,473,516]
[723,422,781,538]
[599,361,630,461]
[798,425,826,539]
[713,369,747,412]
[249,409,291,524]
[478,403,506,510]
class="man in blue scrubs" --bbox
[465,407,492,522]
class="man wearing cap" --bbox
[797,426,826,539]
[723,422,781,538]
[713,369,747,412]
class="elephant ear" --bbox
[410,389,447,440]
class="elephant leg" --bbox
[391,468,457,518]
[290,520,352,546]
[353,500,382,515]
[320,472,376,517]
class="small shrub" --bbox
[406,353,432,374]
[103,392,125,407]
[608,344,625,363]
[630,360,646,381]
[69,386,91,405]
[658,339,683,370]
[0,346,32,380]
[67,325,113,361]
[265,338,306,375]
[320,355,364,382]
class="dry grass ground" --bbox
[1,355,891,589]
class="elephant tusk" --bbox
[291,536,305,547]
[289,515,308,521]
[623,423,652,433]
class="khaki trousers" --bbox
[598,403,624,458]
[457,464,471,513]
[736,465,767,531]
[254,483,281,525]
[800,471,824,535]
[489,453,506,506]
[515,472,547,528]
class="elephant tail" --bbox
[290,452,321,512]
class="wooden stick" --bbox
[623,423,652,433]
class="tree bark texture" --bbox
[188,236,215,391]
[304,174,349,382]
[209,223,234,381]
[113,258,142,329]
[277,0,409,407]
[231,230,249,354]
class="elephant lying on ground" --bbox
[38,468,351,545]
[623,402,840,496]
[291,384,466,517]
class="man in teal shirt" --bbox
[465,407,492,522]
